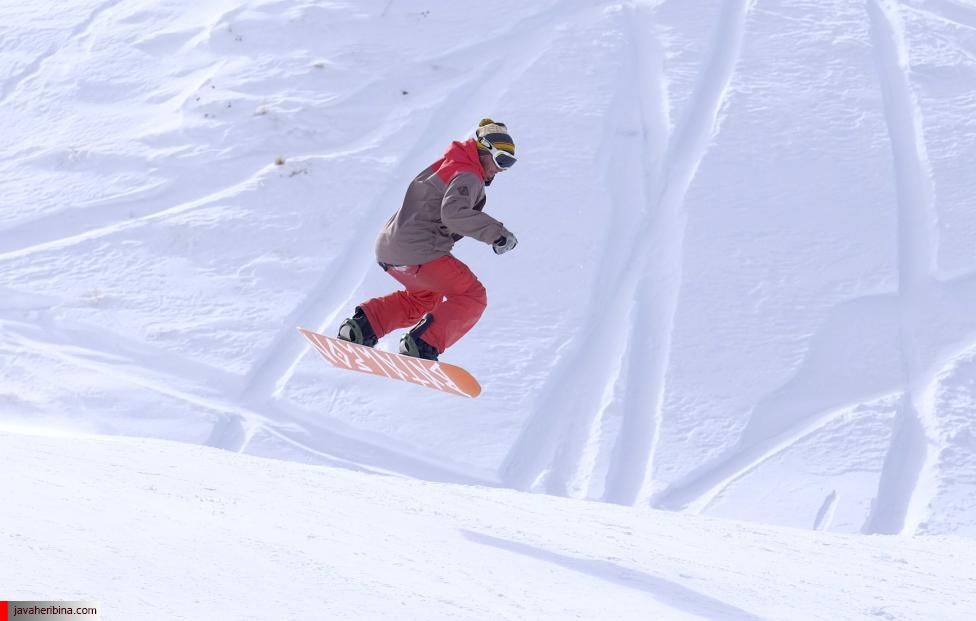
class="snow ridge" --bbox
[0,0,125,102]
[864,0,940,535]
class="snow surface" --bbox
[3,429,975,620]
[3,0,976,616]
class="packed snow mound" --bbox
[3,430,975,620]
[3,0,976,535]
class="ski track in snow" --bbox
[0,315,495,485]
[651,0,976,530]
[905,0,976,31]
[594,2,672,506]
[498,3,661,497]
[502,0,756,504]
[0,157,272,260]
[651,400,871,513]
[622,0,757,507]
[813,490,840,531]
[864,0,939,535]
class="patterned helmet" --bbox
[475,118,516,169]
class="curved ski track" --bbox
[651,0,976,536]
[501,0,757,506]
[864,0,938,535]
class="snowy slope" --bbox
[3,0,976,539]
[4,429,975,621]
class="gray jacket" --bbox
[375,139,511,266]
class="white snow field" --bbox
[3,0,976,617]
[3,429,975,620]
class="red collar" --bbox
[433,138,486,183]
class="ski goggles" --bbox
[479,137,517,170]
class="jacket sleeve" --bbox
[440,172,509,244]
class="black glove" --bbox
[492,233,518,255]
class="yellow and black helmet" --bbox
[475,118,516,169]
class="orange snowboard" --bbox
[298,328,481,398]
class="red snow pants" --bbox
[358,255,488,353]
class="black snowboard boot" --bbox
[337,306,378,347]
[399,315,439,361]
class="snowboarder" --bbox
[336,118,518,361]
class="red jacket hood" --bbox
[432,138,486,184]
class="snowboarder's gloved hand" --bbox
[492,233,518,255]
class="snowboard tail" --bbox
[298,328,481,398]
